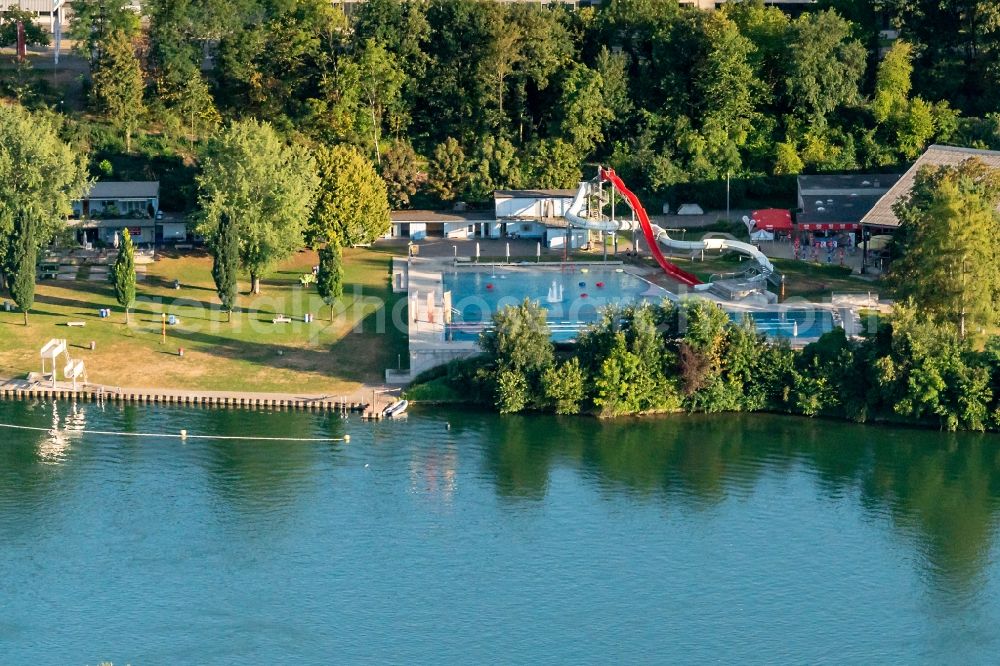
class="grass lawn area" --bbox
[402,376,466,402]
[0,247,408,394]
[767,258,884,300]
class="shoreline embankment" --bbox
[0,379,397,414]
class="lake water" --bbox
[2,400,999,663]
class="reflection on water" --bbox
[472,411,1000,588]
[1,401,999,662]
[409,445,459,504]
[36,401,89,465]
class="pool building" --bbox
[389,189,589,249]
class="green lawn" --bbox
[402,376,467,402]
[767,257,883,300]
[0,247,408,394]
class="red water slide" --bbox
[598,167,702,286]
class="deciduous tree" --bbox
[481,299,554,374]
[417,0,494,142]
[380,140,423,208]
[214,0,343,122]
[427,137,467,203]
[480,299,554,413]
[555,63,612,157]
[0,105,88,258]
[693,12,763,175]
[0,6,50,48]
[309,144,390,247]
[467,136,523,200]
[343,38,405,163]
[722,0,791,98]
[891,158,1000,337]
[785,10,866,126]
[542,358,586,415]
[874,40,914,124]
[526,138,581,190]
[197,120,319,294]
[479,4,523,124]
[67,0,139,67]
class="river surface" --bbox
[1,400,999,664]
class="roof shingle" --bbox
[390,210,494,223]
[83,181,160,199]
[493,189,577,198]
[861,145,1000,228]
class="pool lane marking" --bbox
[0,423,349,442]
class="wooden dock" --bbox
[0,380,395,415]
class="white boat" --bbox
[383,399,408,418]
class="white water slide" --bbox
[563,167,776,286]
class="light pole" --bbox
[726,171,731,224]
[861,225,868,274]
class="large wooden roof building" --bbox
[860,145,1000,232]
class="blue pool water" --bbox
[443,267,664,342]
[442,267,836,342]
[729,309,835,339]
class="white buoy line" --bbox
[0,422,350,443]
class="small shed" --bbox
[389,210,496,240]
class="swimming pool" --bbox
[728,308,835,339]
[440,266,837,343]
[442,266,667,342]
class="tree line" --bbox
[0,103,371,323]
[35,0,998,212]
[418,297,1000,432]
[3,0,999,325]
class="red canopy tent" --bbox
[751,209,793,231]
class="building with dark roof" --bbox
[69,181,167,245]
[72,181,160,219]
[796,174,900,232]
